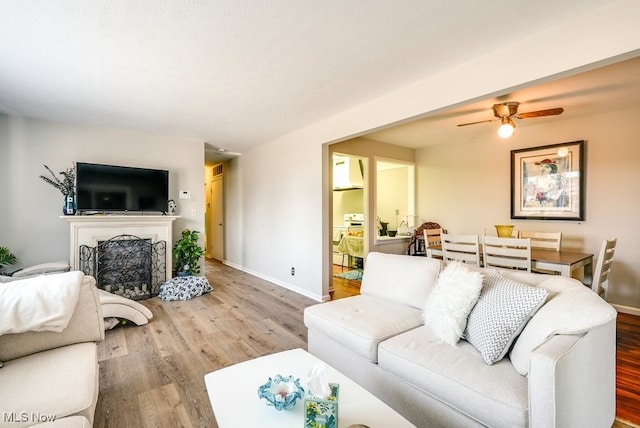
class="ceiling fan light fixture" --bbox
[498,118,515,138]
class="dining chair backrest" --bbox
[423,228,443,247]
[482,236,532,272]
[591,238,617,299]
[518,231,562,251]
[441,233,481,266]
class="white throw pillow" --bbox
[464,270,549,365]
[422,262,484,346]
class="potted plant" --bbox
[173,229,204,276]
[40,164,76,215]
[0,246,17,276]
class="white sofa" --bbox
[304,252,617,428]
[0,272,104,427]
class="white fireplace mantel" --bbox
[62,215,179,275]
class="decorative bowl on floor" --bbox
[257,374,304,410]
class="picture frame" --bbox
[511,140,585,221]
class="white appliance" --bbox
[343,213,364,227]
[333,157,364,190]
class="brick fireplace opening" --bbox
[79,234,166,300]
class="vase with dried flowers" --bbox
[40,164,76,215]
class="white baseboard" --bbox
[612,304,640,317]
[221,260,325,302]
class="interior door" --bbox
[209,175,224,261]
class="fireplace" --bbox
[79,234,166,299]
[62,214,178,294]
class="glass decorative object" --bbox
[257,374,304,411]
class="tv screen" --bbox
[76,162,169,213]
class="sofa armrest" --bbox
[0,276,105,362]
[528,319,616,428]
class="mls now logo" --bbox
[3,412,56,423]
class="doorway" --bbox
[205,164,224,261]
[332,153,367,271]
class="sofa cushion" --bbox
[0,342,98,428]
[378,326,528,427]
[360,252,441,309]
[12,261,71,278]
[422,262,483,345]
[304,295,423,362]
[0,271,84,335]
[510,276,617,375]
[464,270,549,365]
[0,275,104,362]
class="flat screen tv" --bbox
[76,162,169,213]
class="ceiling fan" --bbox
[457,102,564,138]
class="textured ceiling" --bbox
[0,1,620,160]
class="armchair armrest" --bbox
[0,275,105,362]
[528,319,616,428]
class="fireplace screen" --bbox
[79,234,166,300]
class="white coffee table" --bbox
[204,348,415,427]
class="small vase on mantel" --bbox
[63,194,76,215]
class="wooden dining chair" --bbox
[586,238,617,300]
[518,231,562,251]
[423,228,443,246]
[441,233,481,266]
[482,236,532,272]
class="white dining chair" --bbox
[518,231,562,274]
[441,233,481,266]
[586,238,617,300]
[482,236,532,272]
[518,231,562,251]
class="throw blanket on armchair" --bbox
[0,271,83,335]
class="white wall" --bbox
[0,116,205,272]
[416,105,640,308]
[223,134,326,300]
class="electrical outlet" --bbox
[291,267,295,276]
[179,190,191,199]
[395,208,400,215]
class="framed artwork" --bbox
[511,140,585,220]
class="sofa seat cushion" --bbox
[304,295,423,362]
[360,252,441,309]
[0,342,98,428]
[378,326,528,428]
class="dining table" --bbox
[426,244,593,279]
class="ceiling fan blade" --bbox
[515,107,564,119]
[457,118,497,127]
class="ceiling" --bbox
[363,56,640,148]
[0,1,635,163]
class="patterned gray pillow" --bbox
[464,270,549,365]
[159,276,212,301]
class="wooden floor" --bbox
[95,260,640,427]
[95,259,315,428]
